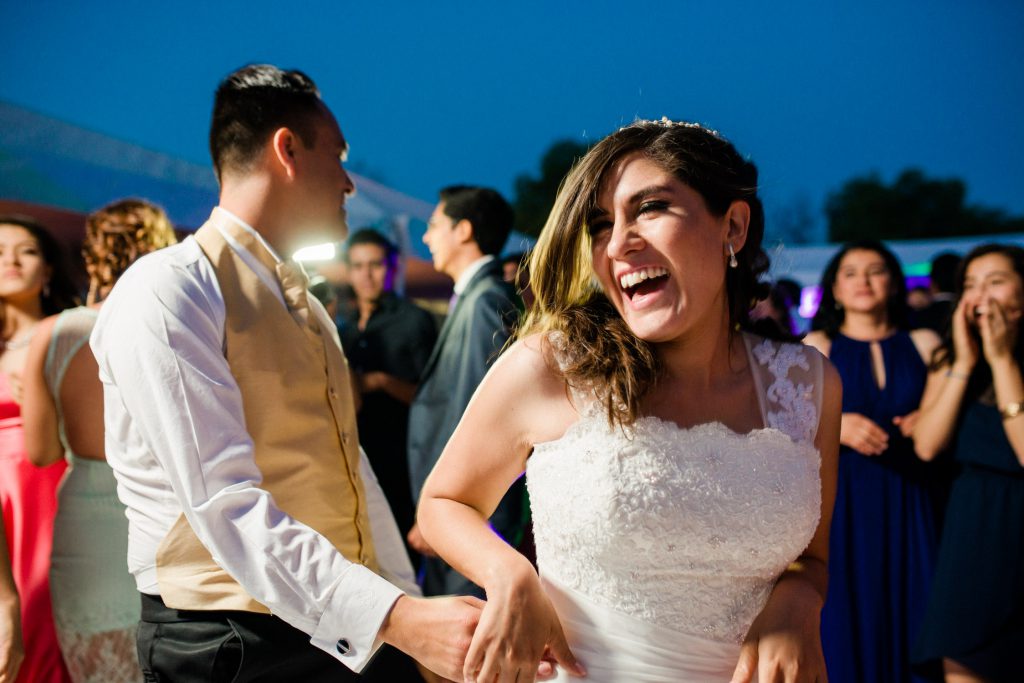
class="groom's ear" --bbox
[269,127,300,180]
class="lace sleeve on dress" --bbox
[751,337,822,445]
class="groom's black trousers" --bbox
[138,593,422,682]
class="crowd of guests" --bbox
[0,71,1021,683]
[0,182,531,682]
[1,204,1020,683]
[0,203,175,682]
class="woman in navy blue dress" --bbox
[912,244,1024,683]
[805,240,942,683]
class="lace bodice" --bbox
[526,334,823,644]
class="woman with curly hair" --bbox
[416,119,841,682]
[22,199,176,683]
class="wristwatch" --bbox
[1000,401,1024,420]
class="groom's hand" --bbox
[378,594,483,681]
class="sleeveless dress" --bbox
[526,333,824,682]
[820,332,939,683]
[0,371,71,683]
[45,307,142,682]
[913,400,1024,682]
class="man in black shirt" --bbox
[338,229,437,559]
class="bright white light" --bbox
[293,243,337,263]
[799,285,822,319]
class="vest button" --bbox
[336,638,351,655]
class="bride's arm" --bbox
[417,335,586,683]
[732,358,841,683]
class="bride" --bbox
[417,119,840,683]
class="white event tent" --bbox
[0,100,454,296]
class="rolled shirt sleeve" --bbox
[92,246,404,671]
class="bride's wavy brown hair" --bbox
[518,119,770,426]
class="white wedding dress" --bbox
[526,333,824,682]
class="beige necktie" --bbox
[276,260,320,334]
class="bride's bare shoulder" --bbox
[486,334,580,443]
[492,333,564,384]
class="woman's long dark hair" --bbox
[811,239,909,337]
[931,244,1024,402]
[519,119,775,426]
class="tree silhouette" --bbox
[513,140,589,237]
[769,193,819,245]
[826,168,1023,242]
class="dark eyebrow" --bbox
[628,185,673,205]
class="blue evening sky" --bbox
[2,1,1022,241]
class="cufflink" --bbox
[336,638,351,655]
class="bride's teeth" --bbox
[619,268,667,290]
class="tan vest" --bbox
[155,213,378,613]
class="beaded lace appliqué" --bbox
[752,339,818,444]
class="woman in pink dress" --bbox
[0,215,79,683]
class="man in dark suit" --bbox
[406,185,525,598]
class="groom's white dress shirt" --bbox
[91,208,418,671]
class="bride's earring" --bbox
[727,243,738,269]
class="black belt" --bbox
[139,592,278,625]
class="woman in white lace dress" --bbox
[418,120,841,683]
[21,199,176,683]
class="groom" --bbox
[91,64,481,682]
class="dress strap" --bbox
[746,334,823,445]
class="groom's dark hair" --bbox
[209,64,325,182]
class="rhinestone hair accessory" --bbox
[618,117,722,139]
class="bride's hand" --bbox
[731,579,826,683]
[464,569,585,683]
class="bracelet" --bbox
[945,369,970,380]
[1001,401,1024,420]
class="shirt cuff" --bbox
[309,563,405,672]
